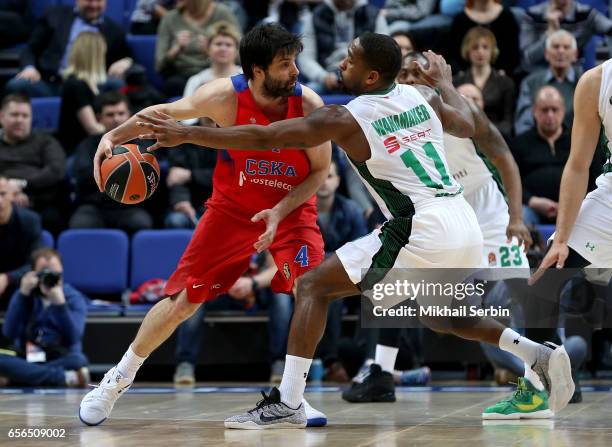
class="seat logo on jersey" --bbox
[383,129,433,154]
[245,159,297,177]
[371,104,431,137]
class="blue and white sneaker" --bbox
[303,398,327,427]
[79,366,132,426]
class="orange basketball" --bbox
[100,143,160,204]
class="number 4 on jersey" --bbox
[295,245,309,267]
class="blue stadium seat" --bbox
[41,230,54,248]
[322,94,354,105]
[31,97,61,133]
[31,0,58,18]
[536,224,556,242]
[130,230,193,289]
[369,0,386,7]
[58,229,129,294]
[127,34,164,89]
[125,0,139,29]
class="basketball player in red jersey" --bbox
[79,24,331,427]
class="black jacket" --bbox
[20,5,131,82]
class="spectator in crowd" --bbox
[449,0,520,77]
[131,0,178,35]
[164,143,217,228]
[5,0,132,98]
[0,248,89,387]
[313,161,368,381]
[264,0,321,34]
[173,251,294,384]
[0,94,67,235]
[298,0,388,93]
[515,29,579,136]
[392,31,417,59]
[182,21,242,101]
[155,0,241,97]
[520,0,612,71]
[0,177,42,304]
[70,92,154,233]
[511,86,603,225]
[57,32,108,155]
[0,0,32,49]
[384,0,453,40]
[454,26,515,139]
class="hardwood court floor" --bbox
[1,383,612,446]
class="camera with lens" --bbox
[36,268,62,289]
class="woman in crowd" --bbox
[453,26,515,139]
[57,32,107,155]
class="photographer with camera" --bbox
[0,248,90,387]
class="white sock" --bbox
[278,354,312,408]
[524,363,545,391]
[375,344,399,374]
[117,345,147,381]
[64,370,78,386]
[498,328,538,367]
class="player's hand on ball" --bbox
[506,219,533,252]
[137,110,189,151]
[251,208,281,253]
[94,136,115,192]
[528,240,569,285]
[413,51,452,87]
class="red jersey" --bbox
[206,74,317,223]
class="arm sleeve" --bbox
[155,14,174,72]
[591,9,612,34]
[19,11,51,69]
[297,13,329,84]
[48,288,87,346]
[6,213,42,285]
[385,0,437,23]
[2,291,31,340]
[374,10,390,34]
[520,14,546,68]
[24,136,66,190]
[514,79,534,136]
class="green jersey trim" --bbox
[473,140,507,203]
[362,83,397,96]
[350,158,416,219]
[357,217,413,292]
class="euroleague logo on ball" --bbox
[101,143,160,204]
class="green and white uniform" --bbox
[555,58,612,271]
[335,83,483,304]
[444,133,529,279]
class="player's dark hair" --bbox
[95,91,130,114]
[240,23,303,80]
[1,93,31,109]
[358,32,402,84]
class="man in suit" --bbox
[4,0,133,97]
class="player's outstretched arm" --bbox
[530,67,601,284]
[92,79,233,191]
[470,101,532,250]
[138,104,355,152]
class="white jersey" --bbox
[596,58,612,190]
[343,83,462,220]
[443,133,501,196]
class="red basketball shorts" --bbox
[164,207,324,303]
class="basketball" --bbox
[100,143,160,204]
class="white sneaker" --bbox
[79,366,132,426]
[303,398,327,427]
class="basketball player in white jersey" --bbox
[341,55,537,407]
[137,33,574,429]
[531,60,612,282]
